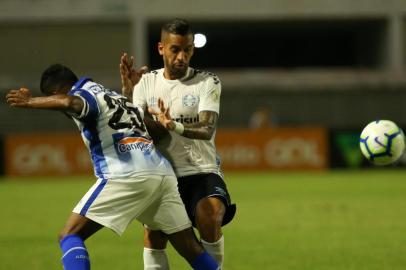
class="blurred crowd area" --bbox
[2,0,406,131]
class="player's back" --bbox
[69,77,174,180]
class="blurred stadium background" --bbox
[1,0,406,269]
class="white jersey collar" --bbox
[160,67,194,84]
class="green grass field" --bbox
[1,170,406,270]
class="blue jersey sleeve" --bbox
[68,89,100,121]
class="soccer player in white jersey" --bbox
[120,18,236,269]
[6,64,221,270]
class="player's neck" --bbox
[163,68,189,81]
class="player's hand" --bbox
[120,53,135,91]
[6,88,32,107]
[120,53,148,96]
[148,98,176,130]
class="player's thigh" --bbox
[179,173,235,227]
[73,176,163,236]
[138,175,191,235]
[195,197,226,241]
[59,212,103,241]
[195,196,226,226]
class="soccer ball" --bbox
[359,120,405,165]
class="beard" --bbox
[168,63,188,79]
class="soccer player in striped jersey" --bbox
[120,18,236,269]
[6,64,220,270]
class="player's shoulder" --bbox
[135,69,162,92]
[142,68,162,80]
[84,81,103,92]
[70,79,100,95]
[78,81,122,101]
[191,69,221,85]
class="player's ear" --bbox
[190,44,195,57]
[158,42,164,56]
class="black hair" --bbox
[40,64,78,96]
[161,18,193,36]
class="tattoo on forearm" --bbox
[182,111,218,140]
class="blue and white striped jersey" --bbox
[68,77,175,180]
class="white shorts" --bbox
[73,175,192,236]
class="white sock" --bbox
[143,248,170,270]
[201,235,224,268]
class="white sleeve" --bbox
[132,79,148,111]
[68,88,100,121]
[198,77,221,114]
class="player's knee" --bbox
[58,230,70,243]
[58,225,77,243]
[195,198,226,227]
[197,211,222,227]
[196,221,222,242]
[195,214,223,242]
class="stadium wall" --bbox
[2,128,405,177]
[3,128,329,177]
[2,85,406,133]
[1,1,406,132]
[2,0,406,175]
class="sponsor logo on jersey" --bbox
[88,83,118,96]
[182,94,198,107]
[210,88,220,103]
[149,97,158,107]
[149,97,172,108]
[88,84,104,93]
[117,137,153,154]
[174,114,200,124]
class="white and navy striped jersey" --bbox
[68,77,174,180]
[132,67,223,177]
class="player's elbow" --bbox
[200,126,215,140]
[201,133,212,140]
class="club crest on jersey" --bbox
[116,136,153,154]
[182,94,198,107]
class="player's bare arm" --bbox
[181,110,217,140]
[6,87,84,114]
[149,98,217,140]
[120,52,148,101]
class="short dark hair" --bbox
[161,18,193,37]
[40,64,78,95]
